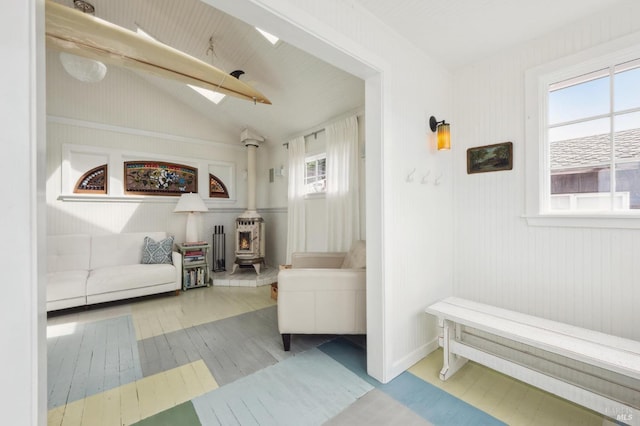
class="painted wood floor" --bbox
[47,286,613,425]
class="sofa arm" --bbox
[172,251,182,290]
[277,268,366,335]
[291,252,347,269]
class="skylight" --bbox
[188,84,226,104]
[136,25,226,105]
[255,27,279,45]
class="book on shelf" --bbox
[184,266,207,288]
[182,241,208,247]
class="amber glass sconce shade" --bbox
[429,116,451,151]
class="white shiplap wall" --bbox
[452,4,640,340]
[46,47,257,271]
[211,0,454,382]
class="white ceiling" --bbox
[355,0,626,68]
[50,0,365,146]
[49,0,626,146]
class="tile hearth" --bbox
[211,264,277,287]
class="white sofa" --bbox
[47,232,182,312]
[277,240,366,351]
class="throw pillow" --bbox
[141,236,174,264]
[341,240,366,269]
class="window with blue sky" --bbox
[547,58,640,211]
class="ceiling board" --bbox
[355,0,626,68]
[49,0,365,146]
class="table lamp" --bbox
[174,193,208,242]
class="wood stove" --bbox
[231,129,266,274]
[232,215,265,274]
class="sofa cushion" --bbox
[141,236,174,264]
[86,264,176,295]
[47,234,91,273]
[47,270,88,302]
[341,240,366,269]
[90,232,167,269]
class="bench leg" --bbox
[439,319,468,381]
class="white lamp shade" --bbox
[174,193,208,213]
[174,193,208,243]
[59,52,107,83]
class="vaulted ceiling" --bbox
[48,0,626,146]
[48,0,365,146]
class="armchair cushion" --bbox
[291,252,346,269]
[277,240,367,351]
[341,240,366,269]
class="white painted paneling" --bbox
[211,0,454,382]
[452,5,640,340]
[264,1,449,381]
[2,1,47,424]
[45,0,455,386]
[46,50,234,144]
[46,121,248,238]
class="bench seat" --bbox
[426,297,640,425]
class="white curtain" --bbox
[285,136,306,263]
[325,115,360,251]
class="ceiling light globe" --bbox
[59,52,107,83]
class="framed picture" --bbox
[467,142,513,174]
[124,161,197,195]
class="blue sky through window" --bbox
[548,63,640,142]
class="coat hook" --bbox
[406,168,416,182]
[421,170,431,184]
[434,171,443,185]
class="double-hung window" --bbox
[304,153,326,194]
[525,38,640,227]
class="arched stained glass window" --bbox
[209,174,229,198]
[74,164,107,194]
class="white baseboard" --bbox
[386,336,439,382]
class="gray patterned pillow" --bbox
[141,236,174,264]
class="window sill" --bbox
[57,194,237,204]
[304,192,326,200]
[523,213,640,229]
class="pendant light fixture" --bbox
[58,0,107,83]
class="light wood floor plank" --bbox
[325,389,432,426]
[47,405,65,426]
[130,286,276,340]
[135,372,158,419]
[191,359,219,392]
[59,398,85,426]
[118,382,141,426]
[192,348,373,425]
[408,348,604,426]
[48,287,607,426]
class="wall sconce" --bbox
[429,116,451,151]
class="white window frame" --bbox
[304,152,326,196]
[524,33,640,229]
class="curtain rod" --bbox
[282,108,362,148]
[282,128,325,148]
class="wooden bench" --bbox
[425,297,640,425]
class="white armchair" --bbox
[277,240,366,351]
